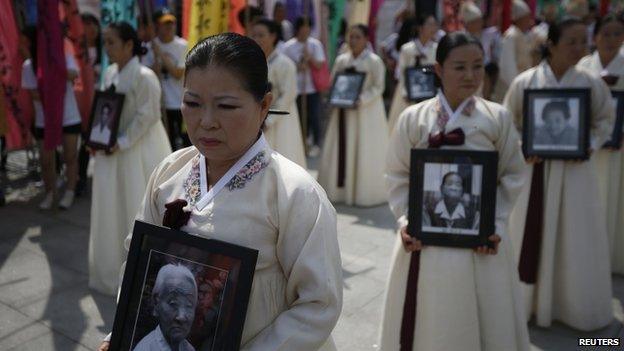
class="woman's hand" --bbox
[105,144,119,156]
[473,234,501,255]
[400,226,422,252]
[97,341,109,351]
[526,156,542,164]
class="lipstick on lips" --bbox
[199,137,221,147]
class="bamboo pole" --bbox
[301,0,310,153]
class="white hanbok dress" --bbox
[88,56,172,295]
[379,94,530,351]
[127,135,342,350]
[318,49,388,206]
[492,25,537,102]
[264,50,307,168]
[503,61,614,331]
[577,51,624,274]
[387,40,437,134]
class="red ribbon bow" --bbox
[163,199,192,230]
[427,128,465,148]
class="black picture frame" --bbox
[109,221,258,351]
[328,71,366,108]
[603,91,624,149]
[522,88,591,159]
[407,149,498,248]
[87,90,124,150]
[404,65,436,102]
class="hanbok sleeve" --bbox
[358,55,385,106]
[385,108,418,227]
[117,69,162,150]
[499,34,518,87]
[589,74,616,149]
[272,58,298,113]
[493,106,527,235]
[502,75,525,132]
[396,45,410,97]
[242,183,342,350]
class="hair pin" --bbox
[268,109,290,115]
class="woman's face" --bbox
[595,21,624,58]
[182,65,272,162]
[543,109,568,136]
[250,24,276,55]
[549,23,588,67]
[103,28,133,64]
[82,19,100,44]
[442,174,464,201]
[348,28,367,54]
[419,16,438,41]
[435,44,484,101]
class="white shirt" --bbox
[142,36,188,109]
[132,325,196,351]
[434,200,467,221]
[281,37,326,94]
[21,56,82,128]
[281,19,294,40]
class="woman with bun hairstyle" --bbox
[88,21,171,296]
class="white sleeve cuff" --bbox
[117,135,130,150]
[103,333,111,342]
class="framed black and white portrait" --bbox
[87,91,124,150]
[404,66,436,102]
[603,91,624,149]
[110,221,258,351]
[328,71,366,108]
[522,89,590,159]
[407,149,498,248]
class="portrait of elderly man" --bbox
[134,264,198,351]
[533,99,578,147]
[423,171,478,231]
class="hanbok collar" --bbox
[537,60,579,88]
[195,134,270,210]
[597,51,624,75]
[106,56,141,92]
[349,48,371,64]
[414,39,434,56]
[434,200,466,220]
[267,49,280,64]
[436,92,476,128]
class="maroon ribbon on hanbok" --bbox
[518,162,544,284]
[399,129,466,350]
[337,108,346,187]
[427,128,465,149]
[163,199,191,230]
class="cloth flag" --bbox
[187,0,230,49]
[327,0,346,63]
[346,0,370,26]
[100,0,137,88]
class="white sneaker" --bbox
[39,192,54,210]
[59,190,75,210]
[308,145,321,157]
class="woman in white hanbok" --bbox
[318,24,388,206]
[577,14,624,275]
[379,32,530,351]
[88,22,172,296]
[387,15,439,134]
[504,18,614,331]
[98,33,342,351]
[250,19,307,168]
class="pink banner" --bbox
[38,0,67,150]
[368,0,384,49]
[0,0,33,149]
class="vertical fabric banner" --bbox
[187,0,229,49]
[0,0,32,149]
[327,0,346,64]
[346,0,371,26]
[600,0,610,15]
[61,0,95,130]
[38,0,67,150]
[368,0,384,50]
[182,0,192,38]
[228,0,246,34]
[441,0,462,32]
[286,0,315,24]
[502,0,512,32]
[100,0,136,88]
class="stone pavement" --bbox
[0,150,623,350]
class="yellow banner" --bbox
[187,0,230,48]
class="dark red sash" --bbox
[337,109,346,187]
[518,162,544,283]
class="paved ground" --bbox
[1,150,623,350]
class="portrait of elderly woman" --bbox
[329,73,364,107]
[533,99,579,149]
[422,167,481,235]
[133,264,198,351]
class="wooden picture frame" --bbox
[407,149,498,248]
[109,221,258,351]
[87,90,124,150]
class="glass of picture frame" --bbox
[109,221,258,351]
[328,71,366,108]
[407,149,498,248]
[87,91,124,150]
[522,88,591,159]
[404,65,436,102]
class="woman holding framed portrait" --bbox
[504,17,614,331]
[577,14,624,275]
[317,24,389,206]
[98,33,342,351]
[387,15,439,134]
[88,22,172,296]
[249,19,307,168]
[379,32,529,351]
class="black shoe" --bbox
[0,190,5,207]
[75,179,86,198]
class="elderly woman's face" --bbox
[154,276,197,345]
[543,109,568,136]
[441,174,464,201]
[182,65,270,162]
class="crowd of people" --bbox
[2,0,624,350]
